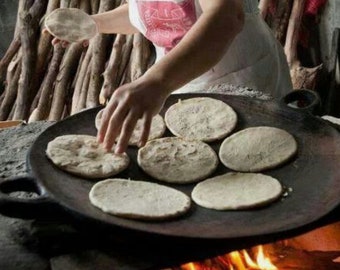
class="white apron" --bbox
[129,0,292,98]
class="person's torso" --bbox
[129,0,259,58]
[127,0,292,97]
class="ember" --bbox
[179,245,277,270]
[167,240,340,270]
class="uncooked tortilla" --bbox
[89,178,191,220]
[191,172,283,210]
[46,134,129,179]
[165,97,237,142]
[95,109,166,145]
[45,8,97,43]
[137,137,218,184]
[219,126,297,172]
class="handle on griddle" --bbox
[281,89,321,115]
[0,176,60,219]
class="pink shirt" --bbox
[137,0,197,53]
[129,0,201,59]
[128,0,292,97]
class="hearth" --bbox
[1,120,340,270]
[167,223,340,270]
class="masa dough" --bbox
[46,134,129,179]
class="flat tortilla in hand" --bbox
[45,8,97,43]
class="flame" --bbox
[179,245,277,270]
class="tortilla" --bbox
[95,109,166,145]
[89,178,191,220]
[165,97,237,142]
[137,137,218,184]
[321,115,340,126]
[219,126,297,172]
[45,8,97,43]
[191,172,283,210]
[46,134,129,179]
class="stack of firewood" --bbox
[0,0,327,122]
[259,0,326,91]
[0,0,154,122]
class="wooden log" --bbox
[99,34,126,104]
[69,0,92,114]
[76,63,92,113]
[47,0,92,120]
[14,0,30,37]
[271,0,293,45]
[71,47,92,114]
[290,64,323,90]
[8,103,16,121]
[90,0,100,14]
[284,0,321,90]
[0,0,27,93]
[28,44,66,122]
[0,51,22,121]
[284,0,306,67]
[13,0,48,120]
[258,0,272,20]
[86,0,116,108]
[124,34,154,85]
[117,34,133,86]
[69,0,79,8]
[80,0,91,15]
[48,43,84,121]
[29,0,61,114]
[0,37,21,93]
[60,0,71,8]
[98,0,129,104]
[129,33,152,82]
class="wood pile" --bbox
[259,0,326,91]
[0,0,154,122]
[0,0,328,122]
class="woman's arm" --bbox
[143,0,245,93]
[92,3,139,35]
[98,0,245,153]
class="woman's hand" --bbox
[97,78,169,154]
[42,28,89,48]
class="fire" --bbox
[180,245,277,270]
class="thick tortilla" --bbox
[165,97,237,142]
[45,8,97,43]
[137,137,218,184]
[192,172,283,210]
[89,178,191,220]
[95,109,166,145]
[219,126,297,172]
[46,134,129,179]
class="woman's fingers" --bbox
[51,37,68,47]
[82,39,89,47]
[102,103,129,152]
[97,101,118,143]
[52,37,60,45]
[138,113,152,148]
[43,27,77,47]
[115,110,141,154]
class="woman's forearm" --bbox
[141,0,245,95]
[91,4,139,35]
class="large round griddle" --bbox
[1,93,340,241]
